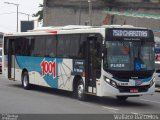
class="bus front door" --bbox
[85,36,101,94]
[8,39,15,80]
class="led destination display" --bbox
[113,30,148,37]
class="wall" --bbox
[43,0,160,37]
[43,0,105,26]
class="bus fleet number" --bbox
[40,59,57,79]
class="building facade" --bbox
[43,0,160,36]
[43,0,107,26]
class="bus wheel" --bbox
[76,80,86,101]
[117,96,128,101]
[22,72,30,90]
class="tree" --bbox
[33,4,43,22]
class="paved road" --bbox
[0,75,160,114]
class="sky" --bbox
[0,0,43,33]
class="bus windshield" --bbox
[104,41,155,72]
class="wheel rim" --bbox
[23,75,28,87]
[78,83,84,99]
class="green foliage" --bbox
[33,4,43,21]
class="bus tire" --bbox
[22,72,30,90]
[76,79,86,101]
[117,96,128,101]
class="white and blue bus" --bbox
[3,25,155,101]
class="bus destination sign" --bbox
[113,30,148,37]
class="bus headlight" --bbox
[105,78,110,83]
[104,76,117,88]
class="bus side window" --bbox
[45,36,56,57]
[31,36,45,57]
[79,34,88,59]
[69,34,80,58]
[79,41,85,59]
[4,38,9,55]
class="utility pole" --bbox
[88,0,92,26]
[4,2,19,32]
[19,12,30,21]
[79,1,82,25]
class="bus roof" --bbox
[3,25,149,37]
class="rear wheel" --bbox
[22,72,30,90]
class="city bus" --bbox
[2,25,155,101]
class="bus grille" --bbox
[117,85,150,93]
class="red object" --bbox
[130,88,138,93]
[47,31,58,35]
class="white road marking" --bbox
[131,112,139,115]
[78,102,119,113]
[102,106,119,111]
[140,99,160,104]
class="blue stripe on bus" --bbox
[16,56,63,88]
[140,77,152,82]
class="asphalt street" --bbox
[0,75,160,114]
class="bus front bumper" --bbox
[101,82,155,97]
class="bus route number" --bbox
[40,59,57,79]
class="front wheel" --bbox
[76,80,86,101]
[22,72,30,90]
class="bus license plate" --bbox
[130,88,138,93]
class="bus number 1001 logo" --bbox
[40,59,56,79]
